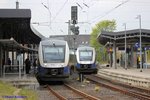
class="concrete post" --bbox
[0,45,2,77]
[68,20,71,35]
[113,41,117,69]
[23,51,25,76]
[12,49,14,65]
[130,45,134,67]
[108,41,112,67]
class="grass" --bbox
[0,81,37,100]
[0,80,16,96]
[19,88,38,100]
[98,60,109,64]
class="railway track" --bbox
[47,83,100,100]
[85,75,150,100]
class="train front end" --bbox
[36,39,70,83]
[76,46,98,74]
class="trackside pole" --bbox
[79,73,84,82]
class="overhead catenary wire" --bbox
[76,2,83,10]
[83,3,89,8]
[90,0,130,24]
[9,0,150,36]
[52,0,68,22]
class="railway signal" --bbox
[70,25,79,35]
[71,6,78,24]
[71,6,79,35]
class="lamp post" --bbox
[82,10,88,34]
[123,23,127,70]
[41,3,51,27]
[136,15,142,72]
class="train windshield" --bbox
[79,50,93,61]
[42,45,65,63]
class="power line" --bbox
[90,0,130,24]
[47,26,57,35]
[76,2,83,10]
[52,0,68,22]
[41,0,52,27]
[83,3,89,8]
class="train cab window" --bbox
[42,45,65,63]
[79,50,93,61]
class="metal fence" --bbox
[3,65,25,78]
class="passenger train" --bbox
[36,39,70,84]
[76,46,98,74]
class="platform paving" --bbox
[100,67,150,79]
[0,67,37,82]
[98,66,150,88]
[0,74,37,82]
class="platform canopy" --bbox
[0,9,46,52]
[0,39,37,52]
[98,29,150,48]
[0,9,43,45]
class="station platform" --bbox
[0,67,38,87]
[0,74,39,90]
[98,66,150,89]
[0,74,37,82]
[0,67,37,82]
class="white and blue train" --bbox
[36,39,70,84]
[76,46,98,74]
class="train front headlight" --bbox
[44,63,47,67]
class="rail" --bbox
[64,84,100,100]
[47,84,100,100]
[86,75,150,100]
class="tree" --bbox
[90,20,116,62]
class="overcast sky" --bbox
[0,0,150,37]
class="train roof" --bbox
[77,46,95,50]
[40,39,67,45]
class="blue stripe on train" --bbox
[38,66,70,74]
[63,66,70,74]
[37,66,46,75]
[92,63,96,68]
[76,63,80,68]
[76,63,96,68]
